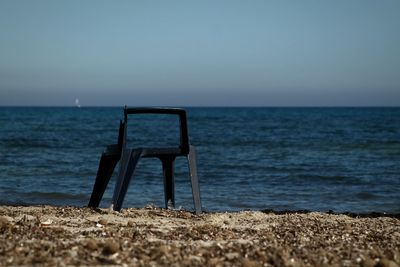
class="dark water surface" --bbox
[0,107,399,213]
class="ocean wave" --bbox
[0,137,54,149]
[20,191,88,201]
[355,191,379,200]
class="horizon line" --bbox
[0,105,399,108]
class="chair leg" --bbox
[111,149,142,211]
[88,153,120,208]
[188,145,202,215]
[161,156,175,209]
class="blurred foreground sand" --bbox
[0,206,399,266]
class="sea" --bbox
[0,107,399,214]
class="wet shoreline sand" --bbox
[1,205,399,266]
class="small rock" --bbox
[144,203,157,210]
[158,245,169,255]
[362,257,376,267]
[85,239,98,250]
[188,255,203,262]
[127,220,135,227]
[98,219,108,226]
[1,216,13,223]
[225,252,240,260]
[103,240,119,255]
[0,217,11,231]
[394,251,400,264]
[242,258,259,267]
[379,259,399,267]
[40,219,53,227]
[69,250,78,258]
[16,214,36,223]
[208,257,223,266]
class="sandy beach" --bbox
[0,206,399,267]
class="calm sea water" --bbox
[0,107,399,213]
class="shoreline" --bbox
[1,205,399,266]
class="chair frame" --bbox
[88,107,202,214]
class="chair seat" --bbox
[104,146,185,158]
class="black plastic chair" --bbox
[88,107,202,214]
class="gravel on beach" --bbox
[0,205,399,266]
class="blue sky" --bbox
[0,0,399,106]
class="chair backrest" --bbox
[122,107,190,155]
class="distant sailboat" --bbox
[75,98,81,108]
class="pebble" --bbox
[1,216,13,223]
[85,239,98,251]
[188,255,203,262]
[158,245,169,255]
[0,217,11,231]
[98,219,108,226]
[103,240,119,255]
[16,215,36,222]
[225,252,240,260]
[242,258,259,267]
[40,219,53,227]
[208,257,223,266]
[394,252,400,264]
[380,259,400,267]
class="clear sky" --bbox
[0,0,399,106]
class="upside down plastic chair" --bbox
[88,107,202,215]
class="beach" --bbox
[0,206,399,266]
